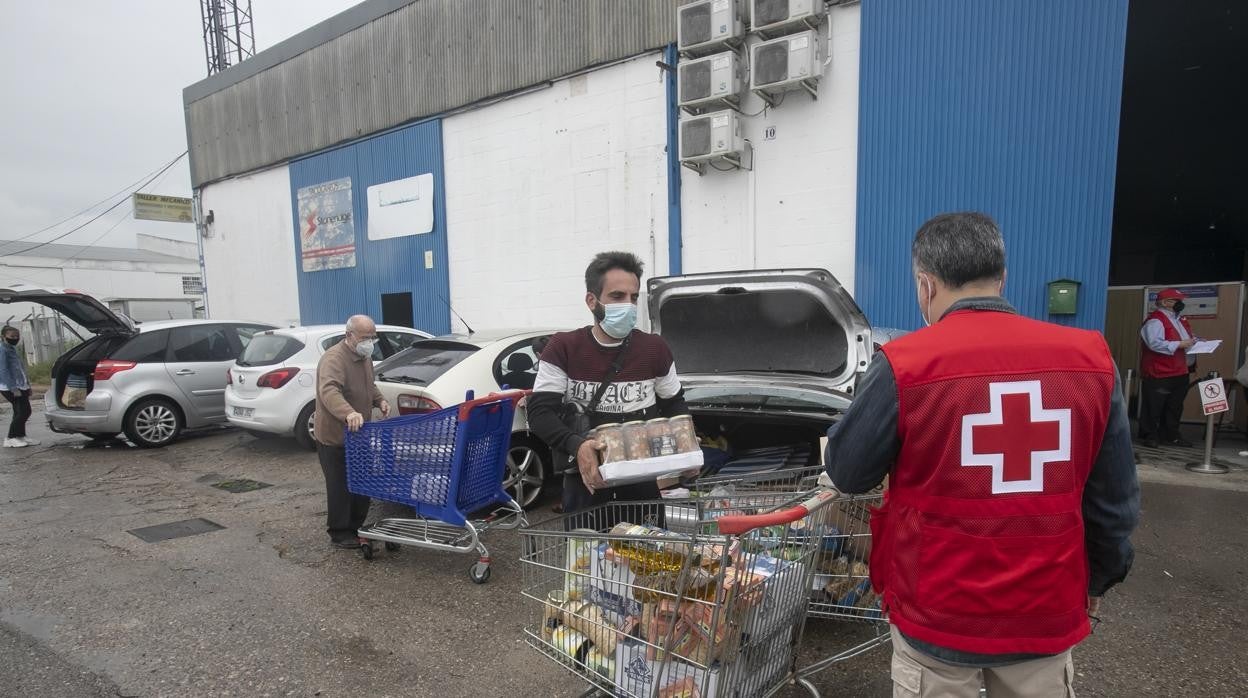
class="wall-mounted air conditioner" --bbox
[750,0,827,37]
[750,30,821,103]
[678,0,745,56]
[678,51,744,111]
[680,110,746,171]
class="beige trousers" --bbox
[890,627,1076,698]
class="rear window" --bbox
[112,329,171,363]
[376,341,478,386]
[239,334,305,367]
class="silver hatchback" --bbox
[0,285,274,448]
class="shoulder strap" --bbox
[585,333,632,414]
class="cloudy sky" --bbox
[0,0,354,251]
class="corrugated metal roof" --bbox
[854,0,1129,332]
[0,240,197,265]
[184,0,677,187]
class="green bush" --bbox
[26,359,55,387]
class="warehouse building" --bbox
[183,0,1245,404]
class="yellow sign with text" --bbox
[133,193,193,223]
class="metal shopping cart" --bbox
[520,487,880,697]
[683,466,891,679]
[345,390,528,583]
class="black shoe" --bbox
[331,538,362,549]
[1169,439,1194,448]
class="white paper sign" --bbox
[1198,378,1229,416]
[1188,339,1222,355]
[366,173,434,241]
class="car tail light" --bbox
[94,360,137,381]
[398,394,441,415]
[227,368,233,385]
[256,367,300,389]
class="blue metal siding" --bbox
[854,0,1129,331]
[289,119,451,333]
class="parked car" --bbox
[225,324,431,448]
[0,284,276,448]
[372,330,558,508]
[871,326,909,352]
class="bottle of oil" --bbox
[607,523,726,602]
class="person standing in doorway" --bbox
[1138,288,1197,448]
[314,315,391,548]
[825,212,1139,697]
[0,326,37,448]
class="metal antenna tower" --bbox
[200,0,256,76]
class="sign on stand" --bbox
[1198,378,1229,416]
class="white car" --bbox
[225,324,431,448]
[372,329,558,508]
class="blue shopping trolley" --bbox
[345,390,529,583]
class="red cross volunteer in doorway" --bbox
[824,213,1140,698]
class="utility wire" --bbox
[52,204,136,268]
[1,152,187,249]
[0,152,188,260]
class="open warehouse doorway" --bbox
[1106,0,1247,427]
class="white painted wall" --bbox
[443,53,670,332]
[680,3,861,292]
[199,165,301,325]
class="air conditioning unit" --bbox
[678,51,744,111]
[678,0,745,56]
[750,30,821,102]
[680,110,745,167]
[750,0,826,36]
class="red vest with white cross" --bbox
[876,309,1114,655]
[1140,309,1193,379]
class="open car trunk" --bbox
[52,335,129,410]
[690,409,832,477]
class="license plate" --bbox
[233,407,254,418]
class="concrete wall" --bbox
[442,53,670,331]
[199,165,301,325]
[680,3,861,292]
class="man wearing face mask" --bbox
[1138,288,1198,448]
[314,314,391,548]
[824,213,1138,697]
[528,251,689,514]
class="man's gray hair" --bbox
[912,212,1006,288]
[345,315,373,334]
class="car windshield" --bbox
[238,334,305,367]
[376,341,479,385]
[682,384,850,414]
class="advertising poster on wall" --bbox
[298,177,356,272]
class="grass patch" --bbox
[25,359,55,387]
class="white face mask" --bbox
[354,339,376,357]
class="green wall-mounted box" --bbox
[1048,279,1080,315]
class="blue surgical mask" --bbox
[598,302,637,339]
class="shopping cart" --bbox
[345,390,528,583]
[520,487,879,697]
[683,465,891,678]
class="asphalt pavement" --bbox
[0,403,1245,697]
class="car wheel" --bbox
[293,402,317,451]
[85,432,120,442]
[123,398,184,449]
[504,437,547,510]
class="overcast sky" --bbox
[0,0,354,251]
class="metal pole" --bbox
[1187,371,1229,474]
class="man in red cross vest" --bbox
[825,212,1139,697]
[1138,288,1197,448]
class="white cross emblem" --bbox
[961,381,1072,495]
